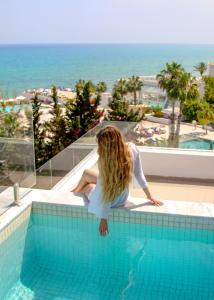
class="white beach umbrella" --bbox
[16,96,26,100]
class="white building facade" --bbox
[208,62,214,77]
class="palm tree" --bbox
[156,61,184,145]
[157,63,200,145]
[1,112,22,138]
[194,62,207,78]
[76,79,85,90]
[108,78,143,121]
[127,76,144,105]
[175,72,199,136]
[96,81,107,94]
[95,81,107,106]
[113,79,128,100]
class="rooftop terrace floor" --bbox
[138,178,214,204]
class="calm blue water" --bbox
[179,138,214,150]
[0,213,214,300]
[0,44,214,97]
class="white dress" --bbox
[88,143,147,219]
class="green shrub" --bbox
[182,98,203,122]
[203,76,214,105]
[152,106,164,117]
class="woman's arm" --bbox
[130,143,162,206]
[143,186,162,206]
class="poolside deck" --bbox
[135,177,214,204]
[138,120,214,144]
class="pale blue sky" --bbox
[0,0,214,44]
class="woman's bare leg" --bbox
[71,169,98,193]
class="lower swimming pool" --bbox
[179,138,214,150]
[0,104,31,113]
[0,205,214,300]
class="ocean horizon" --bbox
[0,43,214,98]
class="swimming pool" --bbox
[179,138,214,150]
[143,101,165,108]
[0,204,214,300]
[0,104,31,113]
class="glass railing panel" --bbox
[50,144,94,188]
[34,120,214,192]
[34,121,138,189]
[0,104,35,215]
[35,160,52,190]
[35,145,95,190]
[73,121,138,145]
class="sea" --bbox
[0,44,214,97]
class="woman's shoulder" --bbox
[126,142,138,157]
[127,142,137,150]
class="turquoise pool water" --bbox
[0,104,31,113]
[0,213,214,300]
[143,101,165,108]
[179,138,214,150]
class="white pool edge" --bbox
[1,188,214,237]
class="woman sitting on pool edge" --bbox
[72,125,163,236]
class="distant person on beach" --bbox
[72,125,162,236]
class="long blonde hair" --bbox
[96,125,133,202]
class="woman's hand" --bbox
[149,197,163,206]
[143,187,163,206]
[99,219,108,236]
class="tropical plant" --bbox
[24,107,33,137]
[44,86,67,157]
[203,76,214,105]
[113,79,128,100]
[152,106,164,118]
[66,80,102,136]
[0,111,23,138]
[107,99,142,122]
[156,61,184,145]
[31,81,107,168]
[194,62,207,77]
[95,81,107,107]
[96,81,107,94]
[64,98,81,141]
[75,79,86,92]
[32,93,47,167]
[106,91,142,122]
[197,102,214,134]
[32,93,41,137]
[157,62,199,146]
[182,98,203,122]
[127,76,144,105]
[175,72,199,136]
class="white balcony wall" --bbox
[53,147,214,193]
[139,147,214,180]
